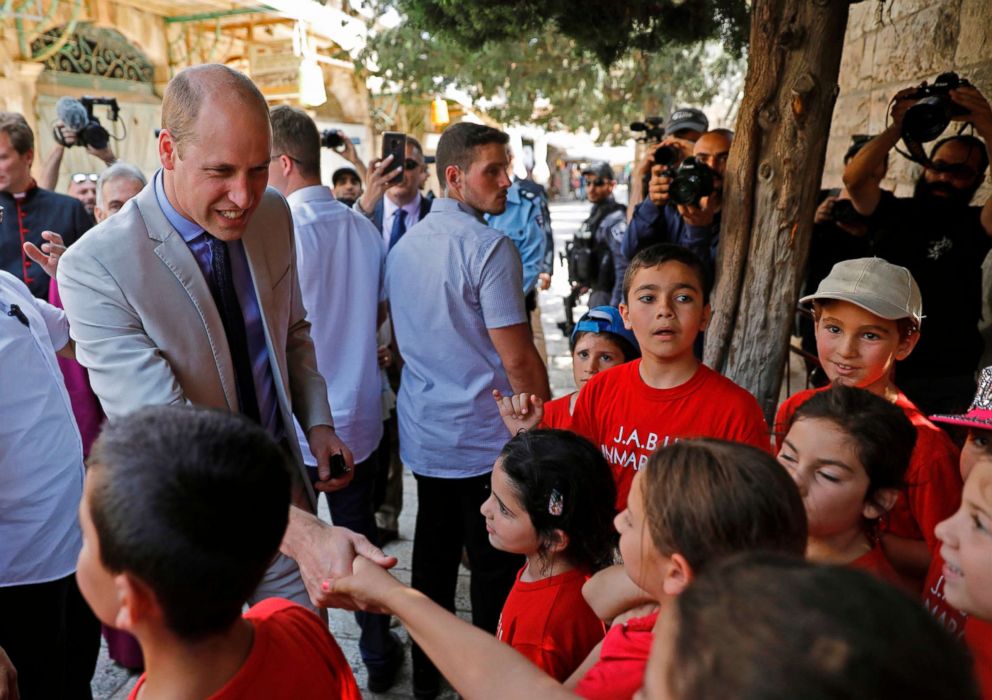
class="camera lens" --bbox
[903,97,951,143]
[653,144,680,167]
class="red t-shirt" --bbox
[496,566,604,681]
[128,599,360,700]
[965,618,992,700]
[850,542,905,589]
[922,550,967,637]
[574,609,658,700]
[570,361,770,511]
[776,388,961,550]
[541,393,574,431]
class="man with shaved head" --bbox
[58,64,392,614]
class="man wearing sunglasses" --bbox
[356,137,432,251]
[844,82,992,415]
[565,162,626,311]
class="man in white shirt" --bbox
[268,106,401,693]
[0,230,98,697]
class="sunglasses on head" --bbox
[72,173,98,183]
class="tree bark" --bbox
[703,0,852,423]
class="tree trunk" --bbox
[703,0,852,423]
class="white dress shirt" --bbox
[383,193,423,246]
[288,186,386,465]
[0,271,84,586]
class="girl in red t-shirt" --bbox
[933,366,992,695]
[777,385,912,588]
[481,430,616,681]
[540,307,639,431]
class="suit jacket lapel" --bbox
[134,184,239,411]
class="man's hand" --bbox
[0,646,18,700]
[357,155,402,215]
[324,555,405,614]
[377,344,393,369]
[537,272,552,291]
[53,120,77,148]
[888,87,918,134]
[647,167,672,207]
[676,184,721,227]
[951,86,992,136]
[492,389,544,435]
[338,131,360,165]
[307,425,355,492]
[814,195,838,225]
[87,142,117,166]
[282,508,397,609]
[22,231,66,279]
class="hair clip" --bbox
[548,488,564,516]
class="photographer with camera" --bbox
[843,76,992,415]
[38,97,120,195]
[620,128,732,279]
[627,107,708,212]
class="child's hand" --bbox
[492,389,544,435]
[324,555,404,614]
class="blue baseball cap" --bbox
[570,306,639,352]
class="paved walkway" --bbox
[91,199,590,699]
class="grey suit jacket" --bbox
[58,180,332,506]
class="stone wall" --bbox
[824,0,992,197]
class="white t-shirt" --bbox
[289,186,386,465]
[0,271,84,586]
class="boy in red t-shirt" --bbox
[497,244,769,511]
[775,258,961,584]
[75,406,361,700]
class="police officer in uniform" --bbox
[561,163,626,331]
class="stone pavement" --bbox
[91,199,590,699]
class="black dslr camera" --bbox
[652,144,681,167]
[902,72,971,143]
[630,117,665,143]
[669,157,716,207]
[54,96,120,150]
[321,129,346,151]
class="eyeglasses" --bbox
[404,158,423,171]
[72,173,98,183]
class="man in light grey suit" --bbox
[58,64,391,608]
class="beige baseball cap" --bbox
[799,257,923,327]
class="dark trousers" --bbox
[0,573,100,699]
[410,472,523,686]
[309,459,397,670]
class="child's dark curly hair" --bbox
[499,430,617,574]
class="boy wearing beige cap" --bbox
[775,257,961,586]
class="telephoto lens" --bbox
[653,144,681,167]
[321,129,345,150]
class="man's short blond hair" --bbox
[161,64,269,157]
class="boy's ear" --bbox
[114,572,161,633]
[894,327,921,361]
[661,553,694,596]
[699,303,712,332]
[864,487,900,520]
[619,302,632,330]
